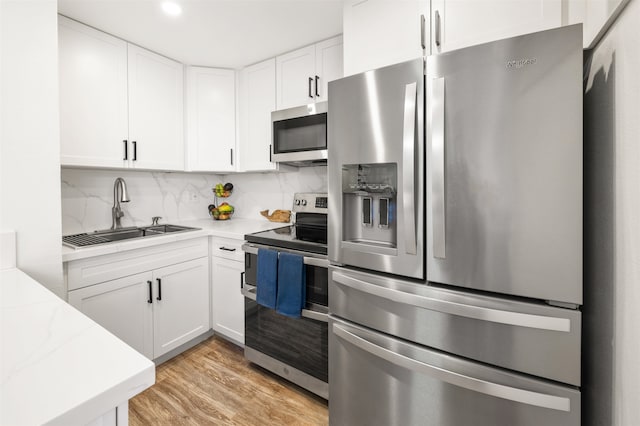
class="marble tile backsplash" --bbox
[61,167,327,234]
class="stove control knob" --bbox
[295,199,301,205]
[301,200,307,206]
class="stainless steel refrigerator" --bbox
[327,24,582,426]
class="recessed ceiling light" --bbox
[161,1,182,17]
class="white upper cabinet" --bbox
[185,66,236,172]
[276,36,343,110]
[566,0,625,48]
[59,16,129,168]
[431,0,562,53]
[127,45,184,171]
[238,58,278,172]
[343,0,430,76]
[58,17,185,171]
[313,37,344,103]
[276,45,316,109]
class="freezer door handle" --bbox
[332,322,571,412]
[402,82,418,255]
[429,76,446,258]
[332,270,571,332]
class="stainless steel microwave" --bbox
[271,102,328,166]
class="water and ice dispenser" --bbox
[341,163,398,254]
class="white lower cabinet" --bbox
[152,258,209,357]
[210,237,245,344]
[67,238,209,361]
[68,272,154,359]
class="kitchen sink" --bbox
[63,224,200,248]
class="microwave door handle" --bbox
[430,77,446,259]
[402,82,418,255]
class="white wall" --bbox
[0,0,64,298]
[583,0,640,424]
[60,167,327,234]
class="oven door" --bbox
[241,243,329,399]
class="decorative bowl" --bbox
[212,211,233,220]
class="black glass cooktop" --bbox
[245,224,327,255]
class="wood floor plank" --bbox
[129,335,328,425]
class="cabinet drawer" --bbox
[210,237,244,262]
[67,237,208,290]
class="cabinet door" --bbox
[58,16,128,168]
[68,272,154,359]
[314,36,344,103]
[238,58,277,172]
[211,257,245,344]
[276,44,316,109]
[127,44,184,171]
[432,0,562,53]
[343,1,429,76]
[186,66,236,172]
[152,257,209,358]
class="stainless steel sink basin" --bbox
[63,224,200,248]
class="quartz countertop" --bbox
[0,268,155,425]
[176,218,290,240]
[62,218,287,262]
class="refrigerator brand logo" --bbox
[506,58,537,69]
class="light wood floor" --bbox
[129,335,328,425]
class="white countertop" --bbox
[62,218,287,262]
[0,268,155,425]
[177,217,289,240]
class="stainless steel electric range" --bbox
[241,193,329,399]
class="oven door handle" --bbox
[241,243,329,268]
[241,283,329,323]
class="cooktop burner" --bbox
[245,193,328,255]
[245,225,327,255]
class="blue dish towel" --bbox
[256,248,278,309]
[276,252,306,318]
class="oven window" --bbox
[273,113,327,153]
[245,299,328,383]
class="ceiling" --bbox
[57,0,344,69]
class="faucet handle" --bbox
[152,216,162,226]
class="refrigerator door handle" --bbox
[332,322,571,412]
[430,77,446,258]
[402,82,418,255]
[332,271,571,332]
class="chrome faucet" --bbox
[111,177,130,230]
